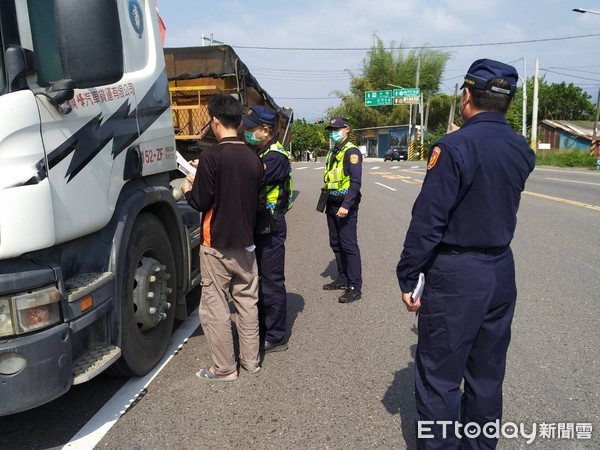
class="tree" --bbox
[290,119,328,160]
[327,35,451,130]
[507,76,595,136]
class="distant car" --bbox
[383,146,407,161]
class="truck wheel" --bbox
[110,213,176,376]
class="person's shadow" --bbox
[285,292,305,341]
[320,259,337,281]
[220,291,305,358]
[381,326,418,449]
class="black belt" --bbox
[436,244,508,255]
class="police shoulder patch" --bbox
[427,147,441,170]
[350,154,360,164]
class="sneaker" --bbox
[264,339,288,353]
[323,279,348,290]
[339,287,361,303]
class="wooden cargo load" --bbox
[164,45,292,154]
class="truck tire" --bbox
[110,213,177,376]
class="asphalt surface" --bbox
[1,159,598,449]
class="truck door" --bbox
[26,0,140,246]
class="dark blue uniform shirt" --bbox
[397,112,535,292]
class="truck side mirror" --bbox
[54,0,124,88]
[47,78,75,106]
[5,46,34,92]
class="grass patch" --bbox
[536,150,598,168]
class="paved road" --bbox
[2,160,599,449]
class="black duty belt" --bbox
[436,244,508,255]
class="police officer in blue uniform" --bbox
[243,105,293,352]
[322,116,363,303]
[396,59,535,449]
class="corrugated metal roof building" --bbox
[539,120,596,151]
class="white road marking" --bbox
[391,166,400,169]
[411,166,421,169]
[63,311,201,450]
[374,182,397,191]
[313,166,325,170]
[545,177,600,187]
[371,166,380,170]
[535,167,600,175]
[295,167,309,170]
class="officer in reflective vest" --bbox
[322,116,363,303]
[243,105,293,353]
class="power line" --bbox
[231,33,600,51]
[275,96,339,100]
[541,68,600,82]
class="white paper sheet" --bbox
[412,272,425,301]
[176,152,196,176]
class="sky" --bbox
[157,0,600,122]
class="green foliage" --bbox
[507,76,595,136]
[327,35,451,130]
[290,119,328,159]
[536,150,596,168]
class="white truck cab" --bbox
[0,0,200,415]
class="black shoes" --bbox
[323,279,348,290]
[339,287,362,303]
[264,338,288,353]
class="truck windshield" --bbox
[27,0,63,86]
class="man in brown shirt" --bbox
[181,93,264,381]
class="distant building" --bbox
[353,125,419,157]
[538,120,596,152]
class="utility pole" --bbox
[448,83,458,132]
[591,87,600,157]
[422,95,431,160]
[407,57,421,160]
[522,58,527,137]
[410,57,421,144]
[531,58,539,152]
[424,95,431,134]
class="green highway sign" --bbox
[392,88,420,97]
[365,90,393,106]
[393,88,420,105]
[365,88,421,106]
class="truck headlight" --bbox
[0,298,14,337]
[0,286,61,338]
[13,287,61,334]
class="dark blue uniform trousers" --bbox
[326,204,362,291]
[415,248,516,450]
[255,212,287,343]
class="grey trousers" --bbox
[199,245,260,374]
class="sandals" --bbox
[195,367,238,382]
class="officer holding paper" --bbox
[396,59,535,449]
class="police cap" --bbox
[243,105,276,128]
[325,116,350,130]
[461,58,518,96]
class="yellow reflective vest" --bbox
[323,141,357,195]
[259,141,293,213]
